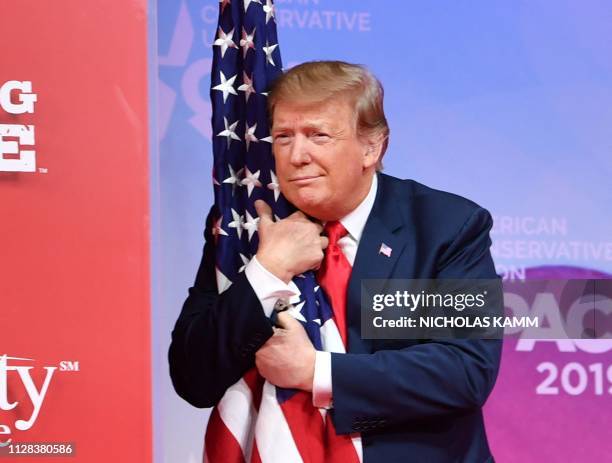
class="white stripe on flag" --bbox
[255,381,303,462]
[217,379,258,460]
[352,435,363,463]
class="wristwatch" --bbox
[273,298,292,313]
[271,298,292,327]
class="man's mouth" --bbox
[289,175,322,184]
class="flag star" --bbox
[243,210,260,241]
[212,216,229,238]
[219,0,231,14]
[238,253,250,272]
[288,301,307,323]
[212,71,238,103]
[239,27,256,58]
[261,134,273,143]
[263,41,278,66]
[243,0,261,12]
[267,170,280,201]
[228,209,244,239]
[216,267,232,293]
[263,0,276,24]
[244,122,259,151]
[213,27,238,58]
[314,285,320,292]
[217,117,241,148]
[241,167,262,197]
[213,171,221,186]
[222,164,244,194]
[238,72,256,102]
[313,318,321,325]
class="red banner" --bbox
[0,1,152,461]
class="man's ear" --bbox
[362,137,384,169]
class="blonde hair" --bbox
[268,61,390,170]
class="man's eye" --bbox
[274,134,291,144]
[312,133,330,140]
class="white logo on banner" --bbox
[0,354,78,446]
[0,81,38,172]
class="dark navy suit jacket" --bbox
[169,173,502,463]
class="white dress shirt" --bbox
[245,174,378,408]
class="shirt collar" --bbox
[339,174,378,242]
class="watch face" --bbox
[273,299,291,313]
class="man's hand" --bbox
[254,200,328,283]
[255,311,316,391]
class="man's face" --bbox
[271,97,379,221]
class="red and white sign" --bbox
[0,80,37,172]
[0,2,152,461]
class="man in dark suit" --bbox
[169,61,502,462]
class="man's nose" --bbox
[289,135,311,166]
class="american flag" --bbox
[204,0,361,462]
[378,243,392,258]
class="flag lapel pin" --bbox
[379,242,392,257]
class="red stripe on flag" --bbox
[243,367,265,410]
[205,407,246,463]
[250,439,262,463]
[279,391,326,462]
[279,391,360,462]
[324,414,360,463]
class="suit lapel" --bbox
[346,173,414,352]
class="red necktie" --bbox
[317,222,361,461]
[317,221,352,347]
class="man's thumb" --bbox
[275,310,299,330]
[254,199,273,224]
